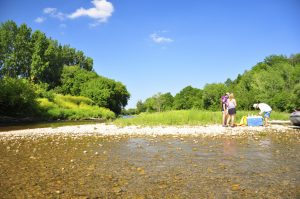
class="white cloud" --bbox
[37,0,113,26]
[34,17,46,23]
[150,33,174,44]
[43,7,66,21]
[68,0,114,23]
[43,7,57,14]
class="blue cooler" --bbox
[247,116,263,126]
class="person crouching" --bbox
[253,103,272,126]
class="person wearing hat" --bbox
[221,92,230,126]
[253,103,272,126]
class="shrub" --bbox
[37,94,115,120]
[0,78,39,117]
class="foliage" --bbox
[38,94,115,120]
[0,20,130,117]
[0,78,38,117]
[136,100,146,113]
[202,83,228,110]
[114,110,290,126]
[136,54,300,114]
[160,92,174,111]
[233,55,300,111]
[58,65,130,114]
[173,86,203,110]
[58,65,97,96]
[137,92,174,113]
[121,108,137,115]
[0,20,94,87]
[1,20,299,119]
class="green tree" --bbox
[0,20,18,77]
[234,72,257,110]
[264,54,287,66]
[30,30,49,83]
[160,92,174,111]
[0,78,38,117]
[80,77,130,114]
[136,100,146,113]
[142,92,174,112]
[61,46,93,71]
[224,78,233,88]
[173,86,203,110]
[43,40,64,88]
[75,50,93,71]
[59,65,97,95]
[230,54,300,111]
[202,83,227,110]
[289,54,300,66]
[143,97,157,112]
[14,23,32,78]
[60,65,130,114]
[62,45,76,66]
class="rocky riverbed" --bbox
[0,123,298,139]
[0,124,299,198]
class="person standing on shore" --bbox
[253,103,272,126]
[226,93,237,127]
[221,92,230,126]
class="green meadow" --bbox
[114,110,290,126]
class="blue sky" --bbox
[1,0,300,108]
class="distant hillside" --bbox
[135,54,300,113]
[227,54,300,111]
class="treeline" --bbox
[0,20,130,118]
[0,20,93,88]
[132,54,300,114]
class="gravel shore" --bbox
[0,123,298,140]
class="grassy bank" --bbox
[38,94,115,120]
[114,110,290,126]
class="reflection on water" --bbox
[0,120,102,132]
[223,139,236,156]
[0,132,299,198]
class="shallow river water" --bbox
[1,132,299,198]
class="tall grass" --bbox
[37,95,115,120]
[55,94,93,106]
[114,110,290,126]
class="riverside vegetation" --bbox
[127,53,300,116]
[0,20,129,121]
[0,20,299,123]
[114,110,290,126]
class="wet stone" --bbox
[0,132,299,198]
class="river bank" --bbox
[0,123,298,140]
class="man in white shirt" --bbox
[253,103,272,126]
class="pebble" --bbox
[231,184,241,191]
[0,123,297,140]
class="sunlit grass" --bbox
[38,95,115,120]
[114,110,290,126]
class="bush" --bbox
[37,94,115,120]
[0,78,39,117]
[37,98,57,110]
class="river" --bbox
[0,132,299,198]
